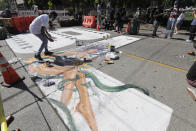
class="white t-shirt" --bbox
[29,14,49,34]
[177,13,185,21]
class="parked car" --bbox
[0,9,17,18]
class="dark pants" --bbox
[35,34,48,55]
[189,25,196,41]
[114,20,122,32]
[152,20,160,36]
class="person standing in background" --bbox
[97,2,102,28]
[152,7,163,37]
[186,10,196,43]
[135,8,141,19]
[186,60,196,100]
[165,8,178,39]
[174,8,185,34]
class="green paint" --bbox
[48,98,78,131]
[57,75,80,91]
[79,70,149,95]
[37,74,63,79]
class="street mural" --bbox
[52,27,111,40]
[6,27,110,54]
[23,35,173,131]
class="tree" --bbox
[0,0,8,10]
[48,0,53,9]
[180,0,195,7]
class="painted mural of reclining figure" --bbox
[28,61,98,131]
[186,61,196,100]
[58,49,97,59]
[25,47,149,131]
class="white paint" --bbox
[53,27,110,40]
[6,29,138,54]
[6,33,75,54]
[35,67,173,131]
[89,35,140,49]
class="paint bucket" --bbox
[110,46,115,52]
[75,39,83,46]
[103,34,107,40]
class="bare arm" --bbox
[41,26,53,42]
[153,13,164,18]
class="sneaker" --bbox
[44,51,53,56]
[186,39,193,43]
[35,54,43,61]
[186,87,196,101]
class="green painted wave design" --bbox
[79,70,149,95]
[48,98,78,131]
[57,75,80,91]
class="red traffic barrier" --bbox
[11,16,35,33]
[11,17,25,33]
[82,16,96,28]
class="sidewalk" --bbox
[0,40,69,131]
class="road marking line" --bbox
[123,52,188,73]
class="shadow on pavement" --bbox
[136,33,153,37]
[12,81,42,102]
[171,38,186,41]
[10,81,53,130]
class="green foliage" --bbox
[28,0,35,5]
[24,0,196,10]
[0,0,8,10]
[48,0,53,9]
[184,12,194,21]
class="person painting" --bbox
[186,10,196,43]
[29,11,57,61]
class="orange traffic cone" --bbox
[0,53,24,86]
[96,25,100,31]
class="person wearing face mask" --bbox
[29,11,57,61]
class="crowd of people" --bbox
[95,3,196,99]
[96,2,127,33]
[95,3,196,43]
